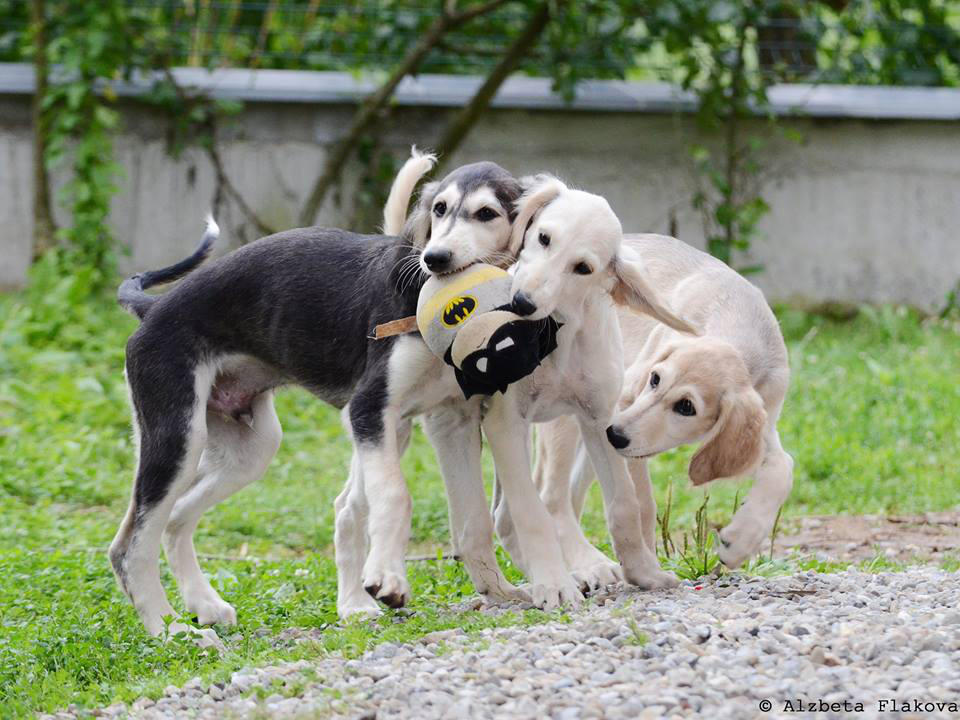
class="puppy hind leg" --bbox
[423,406,527,603]
[492,471,527,576]
[569,443,595,520]
[109,366,217,644]
[538,418,622,593]
[163,392,282,627]
[717,428,794,568]
[627,458,659,554]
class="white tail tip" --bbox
[204,213,220,238]
[409,144,437,168]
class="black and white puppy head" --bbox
[406,161,523,276]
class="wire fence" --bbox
[1,1,959,86]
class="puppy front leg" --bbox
[334,453,381,619]
[576,418,678,590]
[626,457,659,554]
[483,397,582,610]
[423,405,529,603]
[717,428,794,568]
[354,410,412,609]
[536,417,623,593]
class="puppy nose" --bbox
[423,248,453,272]
[606,425,630,450]
[512,291,537,317]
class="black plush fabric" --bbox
[445,313,561,399]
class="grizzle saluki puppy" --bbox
[110,153,531,642]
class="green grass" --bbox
[1,264,958,717]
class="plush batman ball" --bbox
[416,264,560,398]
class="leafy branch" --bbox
[297,0,512,226]
[157,66,277,237]
[644,0,788,271]
[28,0,56,258]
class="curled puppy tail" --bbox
[117,215,219,320]
[382,146,436,236]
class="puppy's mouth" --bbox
[422,265,465,278]
[619,449,657,460]
[419,256,480,277]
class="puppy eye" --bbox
[650,372,660,388]
[433,201,447,217]
[475,207,497,222]
[573,262,592,275]
[673,398,696,416]
[538,232,550,247]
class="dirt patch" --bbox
[775,512,960,564]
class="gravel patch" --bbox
[54,567,960,719]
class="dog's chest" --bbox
[388,336,463,418]
[511,356,587,423]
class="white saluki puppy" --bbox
[477,179,697,608]
[532,233,793,570]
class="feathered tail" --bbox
[117,216,219,320]
[382,146,436,236]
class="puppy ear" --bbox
[689,388,766,485]
[612,255,698,335]
[403,180,440,249]
[508,175,565,256]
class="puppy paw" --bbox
[623,564,680,591]
[571,557,624,594]
[363,570,411,609]
[166,622,225,652]
[717,517,768,568]
[480,582,533,605]
[528,578,584,611]
[338,594,384,621]
[185,589,237,627]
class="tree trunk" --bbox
[297,0,509,227]
[30,0,57,259]
[721,22,749,262]
[433,1,553,174]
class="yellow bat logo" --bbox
[442,295,477,327]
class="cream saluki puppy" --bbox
[474,179,697,608]
[530,233,793,571]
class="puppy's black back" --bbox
[129,228,422,413]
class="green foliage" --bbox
[672,493,721,580]
[41,1,155,278]
[640,0,795,269]
[0,0,28,61]
[537,0,642,99]
[815,0,960,86]
[636,0,960,268]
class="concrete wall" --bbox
[2,67,958,310]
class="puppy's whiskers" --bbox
[482,251,516,269]
[396,255,426,295]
